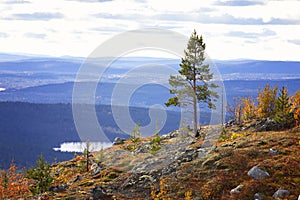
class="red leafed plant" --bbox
[0,162,30,199]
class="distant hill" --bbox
[0,102,186,169]
[0,79,299,107]
[0,56,300,169]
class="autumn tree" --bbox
[241,97,256,122]
[227,97,256,124]
[165,30,219,136]
[257,84,278,119]
[291,90,300,126]
[0,162,29,199]
[226,98,243,124]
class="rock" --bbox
[113,137,126,145]
[49,184,69,193]
[272,189,290,199]
[177,148,197,163]
[91,186,111,199]
[139,175,154,183]
[269,148,278,155]
[255,118,279,132]
[134,143,151,154]
[247,166,270,179]
[92,167,103,176]
[221,142,236,147]
[73,175,82,184]
[226,119,237,127]
[257,140,267,145]
[91,163,98,171]
[230,184,244,195]
[254,193,263,200]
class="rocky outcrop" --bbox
[230,184,244,195]
[247,166,270,179]
[113,137,126,145]
[91,186,112,200]
[254,193,264,200]
[272,189,290,199]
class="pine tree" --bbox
[165,30,219,137]
[128,122,141,152]
[26,155,53,195]
[274,86,294,128]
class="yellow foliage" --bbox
[184,190,192,200]
[241,97,256,121]
[257,84,278,119]
[230,132,244,140]
[151,178,171,200]
[291,90,300,125]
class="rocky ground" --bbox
[28,123,300,199]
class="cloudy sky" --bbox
[0,0,299,60]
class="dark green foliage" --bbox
[165,30,219,136]
[274,86,295,129]
[128,122,141,152]
[26,155,53,195]
[150,120,162,153]
[150,133,162,153]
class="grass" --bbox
[23,125,300,199]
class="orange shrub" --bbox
[0,163,30,199]
[291,90,300,125]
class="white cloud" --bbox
[0,0,299,60]
[24,32,46,39]
[0,32,9,38]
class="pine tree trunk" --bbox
[193,93,198,137]
[86,149,89,172]
[193,77,198,137]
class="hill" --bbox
[0,102,185,169]
[19,124,300,199]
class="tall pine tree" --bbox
[165,30,218,137]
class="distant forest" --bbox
[0,102,191,169]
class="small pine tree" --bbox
[150,120,162,153]
[96,146,105,163]
[128,122,141,152]
[274,86,294,129]
[26,155,53,195]
[84,141,91,172]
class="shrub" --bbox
[256,84,278,119]
[291,90,300,126]
[0,162,29,199]
[274,86,295,129]
[26,155,53,195]
[150,133,162,153]
[128,122,141,152]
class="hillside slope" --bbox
[27,125,300,199]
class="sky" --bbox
[0,0,300,61]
